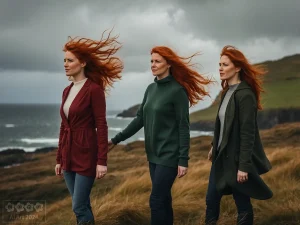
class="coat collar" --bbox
[154,75,172,84]
[216,81,250,113]
[235,80,251,91]
[62,79,91,106]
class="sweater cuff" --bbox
[238,163,253,173]
[111,135,121,145]
[178,159,188,168]
[97,159,107,166]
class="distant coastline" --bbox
[117,104,300,131]
[0,146,57,168]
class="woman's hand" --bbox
[237,170,248,183]
[96,165,107,179]
[178,166,188,178]
[108,140,116,152]
[208,147,213,161]
[55,164,62,177]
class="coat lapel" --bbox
[68,79,91,117]
[217,95,236,156]
[60,83,73,125]
[212,91,227,159]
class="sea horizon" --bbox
[0,104,213,152]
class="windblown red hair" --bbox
[220,45,267,110]
[151,46,212,106]
[63,30,123,91]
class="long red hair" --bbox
[151,46,212,106]
[220,45,266,110]
[63,30,123,91]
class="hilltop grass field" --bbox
[190,79,300,123]
[1,122,299,225]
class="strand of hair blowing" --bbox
[63,30,123,91]
[220,45,267,110]
[151,46,212,106]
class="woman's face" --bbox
[64,51,85,77]
[219,55,240,82]
[151,53,170,78]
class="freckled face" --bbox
[219,55,240,81]
[64,51,84,77]
[151,53,170,78]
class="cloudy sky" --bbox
[1,0,299,112]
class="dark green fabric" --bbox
[112,75,190,168]
[211,81,273,200]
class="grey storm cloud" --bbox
[0,0,174,72]
[172,0,300,43]
[1,0,300,109]
[1,0,299,72]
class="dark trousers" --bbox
[205,164,253,225]
[63,171,95,224]
[149,162,178,225]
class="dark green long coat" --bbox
[211,81,273,200]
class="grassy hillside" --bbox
[190,54,300,123]
[1,123,300,225]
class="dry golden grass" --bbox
[0,123,300,225]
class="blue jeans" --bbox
[149,162,178,225]
[205,164,253,225]
[63,171,95,224]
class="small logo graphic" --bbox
[34,202,44,212]
[15,202,25,213]
[5,202,15,212]
[2,200,46,224]
[24,202,34,212]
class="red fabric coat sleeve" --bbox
[91,85,108,166]
[56,89,67,164]
[56,120,65,164]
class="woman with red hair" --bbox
[109,46,211,225]
[206,46,273,225]
[54,31,123,225]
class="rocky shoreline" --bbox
[116,104,140,118]
[0,146,57,168]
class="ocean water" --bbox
[0,104,212,152]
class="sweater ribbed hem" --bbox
[147,154,179,168]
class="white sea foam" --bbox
[115,116,133,120]
[20,138,59,144]
[5,124,15,128]
[108,127,123,132]
[190,131,213,136]
[0,146,37,152]
[106,115,117,118]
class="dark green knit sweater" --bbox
[111,75,190,167]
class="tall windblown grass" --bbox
[0,123,299,225]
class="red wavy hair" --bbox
[151,46,212,106]
[63,30,123,91]
[220,45,267,110]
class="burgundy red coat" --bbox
[56,79,108,177]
